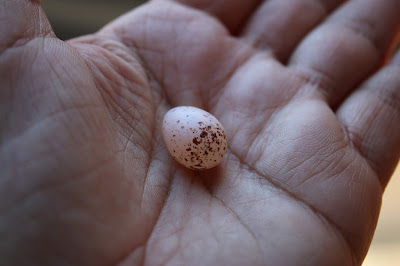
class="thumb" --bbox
[0,0,54,54]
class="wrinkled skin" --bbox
[1,0,400,265]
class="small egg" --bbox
[162,106,228,170]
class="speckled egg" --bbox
[162,106,228,170]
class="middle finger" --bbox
[241,0,346,62]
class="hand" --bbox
[1,0,400,265]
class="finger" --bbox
[337,50,400,187]
[99,1,252,108]
[0,0,102,146]
[242,0,346,62]
[289,0,400,107]
[153,0,262,33]
[0,0,55,127]
[0,0,54,54]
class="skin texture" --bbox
[1,0,400,265]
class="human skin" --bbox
[1,0,400,265]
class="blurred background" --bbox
[41,0,400,265]
[42,0,144,40]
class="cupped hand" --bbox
[1,0,400,265]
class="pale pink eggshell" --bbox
[162,106,228,170]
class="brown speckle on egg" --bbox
[200,131,208,138]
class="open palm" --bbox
[1,0,400,265]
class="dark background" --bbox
[42,0,145,40]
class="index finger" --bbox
[153,0,262,33]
